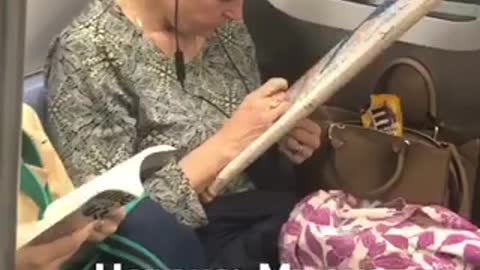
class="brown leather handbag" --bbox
[297,58,479,217]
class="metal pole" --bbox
[0,0,27,268]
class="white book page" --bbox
[17,145,176,250]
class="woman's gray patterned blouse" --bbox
[45,0,261,228]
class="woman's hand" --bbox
[278,118,322,164]
[16,222,95,270]
[179,78,290,192]
[88,207,126,242]
[218,78,290,157]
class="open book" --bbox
[208,0,441,195]
[17,145,176,250]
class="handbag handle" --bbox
[328,123,408,198]
[375,57,440,134]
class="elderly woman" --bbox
[45,0,322,268]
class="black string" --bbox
[174,0,181,52]
[173,7,251,118]
[178,37,251,118]
[174,0,186,87]
[216,30,250,95]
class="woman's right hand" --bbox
[16,222,95,270]
[179,78,289,193]
[217,78,290,158]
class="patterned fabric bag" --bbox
[280,190,480,270]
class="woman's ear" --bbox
[223,0,244,21]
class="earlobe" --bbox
[223,10,243,21]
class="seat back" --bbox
[23,74,48,128]
[24,0,89,74]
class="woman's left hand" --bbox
[279,118,322,164]
[88,207,127,242]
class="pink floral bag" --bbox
[279,190,480,270]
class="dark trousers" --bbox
[94,198,207,270]
[197,190,297,270]
[197,148,299,270]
